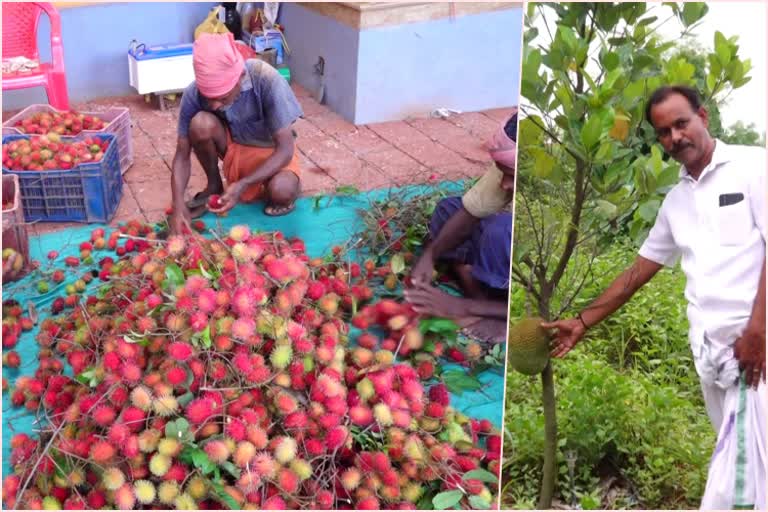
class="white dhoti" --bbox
[692,324,767,510]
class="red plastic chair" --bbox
[2,2,69,110]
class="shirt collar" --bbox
[678,139,730,182]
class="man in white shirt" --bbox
[543,85,765,510]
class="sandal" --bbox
[185,191,212,210]
[264,202,296,217]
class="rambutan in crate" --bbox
[2,174,30,276]
[1,134,123,223]
[2,104,134,175]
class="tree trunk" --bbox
[537,361,557,510]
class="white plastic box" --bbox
[128,42,195,95]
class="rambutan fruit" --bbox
[233,441,257,468]
[153,395,179,417]
[357,496,381,510]
[165,366,187,386]
[167,341,193,362]
[251,453,277,478]
[263,495,287,510]
[274,436,297,464]
[275,391,299,415]
[149,453,172,477]
[138,428,162,453]
[157,481,180,505]
[356,378,375,401]
[246,425,269,449]
[392,409,412,429]
[114,483,137,510]
[129,385,153,411]
[203,439,231,464]
[90,440,116,464]
[277,468,300,493]
[120,361,142,384]
[316,489,334,509]
[304,438,324,456]
[174,493,197,510]
[290,459,312,481]
[236,471,261,494]
[133,479,156,505]
[186,476,208,500]
[349,405,374,426]
[102,467,126,491]
[225,418,247,442]
[341,467,362,490]
[325,426,348,450]
[428,383,450,406]
[157,437,181,457]
[231,317,256,340]
[270,345,293,370]
[426,402,445,419]
[229,224,251,242]
[92,404,116,426]
[189,311,208,332]
[186,398,214,424]
[373,403,394,426]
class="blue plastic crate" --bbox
[2,134,123,223]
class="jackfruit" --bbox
[507,317,551,375]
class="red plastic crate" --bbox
[2,104,134,175]
[2,174,30,277]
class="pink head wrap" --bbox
[193,32,245,98]
[487,106,518,169]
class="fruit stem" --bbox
[537,360,557,509]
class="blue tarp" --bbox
[2,183,505,478]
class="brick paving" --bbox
[3,83,514,236]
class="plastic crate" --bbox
[2,174,30,276]
[2,134,123,223]
[2,104,134,176]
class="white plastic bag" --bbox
[700,378,767,510]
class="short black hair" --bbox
[504,112,518,142]
[645,85,703,126]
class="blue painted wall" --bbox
[354,7,522,124]
[279,3,360,121]
[2,2,216,110]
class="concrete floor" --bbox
[3,83,514,236]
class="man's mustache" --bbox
[671,141,693,154]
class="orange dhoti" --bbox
[223,133,301,202]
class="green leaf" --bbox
[581,115,603,151]
[419,317,460,335]
[468,496,492,510]
[220,461,242,479]
[201,324,212,348]
[390,253,406,275]
[417,493,435,510]
[601,51,619,71]
[165,263,184,289]
[335,185,360,196]
[210,478,240,510]
[463,468,499,483]
[443,370,482,396]
[177,391,194,407]
[714,31,731,67]
[432,490,464,510]
[681,2,708,27]
[595,200,618,219]
[532,149,556,178]
[638,199,661,223]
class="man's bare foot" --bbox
[461,319,507,345]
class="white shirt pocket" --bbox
[717,194,752,246]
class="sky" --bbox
[528,1,767,135]
[658,1,766,134]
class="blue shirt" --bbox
[178,59,302,147]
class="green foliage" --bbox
[505,242,713,509]
[515,2,753,318]
[721,121,766,147]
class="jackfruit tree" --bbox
[509,2,753,508]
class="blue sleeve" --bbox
[177,82,203,138]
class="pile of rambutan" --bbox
[2,221,501,510]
